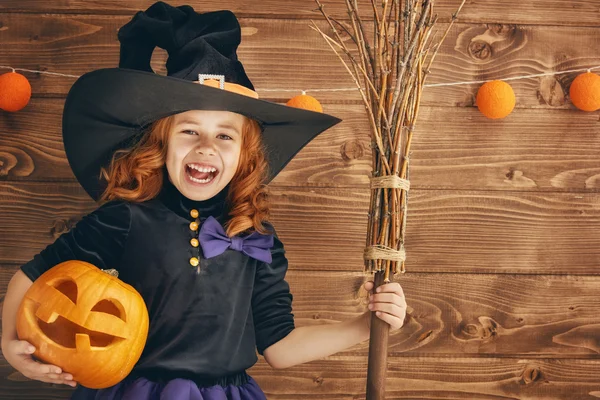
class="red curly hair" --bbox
[98,113,273,237]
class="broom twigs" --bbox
[389,0,431,127]
[343,0,389,151]
[375,0,390,127]
[308,24,381,105]
[400,0,410,78]
[313,2,361,70]
[394,54,423,274]
[425,0,465,73]
[392,14,430,175]
[314,1,380,119]
[310,7,396,178]
[314,0,363,82]
[309,24,379,99]
[389,0,401,94]
[392,2,432,149]
[310,23,392,177]
[345,1,374,108]
[328,17,361,48]
[347,0,375,78]
[314,0,466,277]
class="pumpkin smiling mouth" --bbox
[36,310,126,350]
[32,279,127,350]
[35,280,125,350]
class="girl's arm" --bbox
[1,270,76,386]
[1,270,33,347]
[263,312,370,369]
[263,281,406,369]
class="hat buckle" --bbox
[198,74,225,89]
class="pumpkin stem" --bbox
[101,268,119,278]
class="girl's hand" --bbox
[1,340,77,387]
[363,280,407,331]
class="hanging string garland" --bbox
[0,65,599,116]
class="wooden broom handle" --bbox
[365,270,390,400]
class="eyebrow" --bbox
[176,119,240,134]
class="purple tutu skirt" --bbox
[70,371,267,400]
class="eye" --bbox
[55,279,78,304]
[92,299,127,322]
[181,130,233,140]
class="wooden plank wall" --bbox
[1,1,599,398]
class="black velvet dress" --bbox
[20,178,295,390]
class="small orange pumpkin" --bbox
[569,71,600,112]
[286,92,323,112]
[0,71,32,112]
[16,260,149,389]
[476,80,516,119]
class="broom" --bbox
[311,1,466,398]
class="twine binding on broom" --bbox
[364,174,410,276]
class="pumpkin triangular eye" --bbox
[91,299,126,322]
[54,280,77,304]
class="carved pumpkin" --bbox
[16,260,149,389]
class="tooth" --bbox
[76,333,91,352]
[187,164,216,173]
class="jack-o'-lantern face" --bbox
[17,260,149,389]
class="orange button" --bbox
[189,221,199,231]
[189,257,199,267]
[190,238,199,247]
[190,209,199,218]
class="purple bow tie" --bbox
[198,216,274,263]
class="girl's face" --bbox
[166,110,244,201]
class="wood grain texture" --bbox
[2,264,600,358]
[1,2,600,399]
[0,14,599,104]
[1,0,600,26]
[1,356,600,399]
[254,357,600,399]
[1,182,599,274]
[3,100,600,192]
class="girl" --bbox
[1,2,407,399]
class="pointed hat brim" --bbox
[62,68,342,201]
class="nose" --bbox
[193,136,216,156]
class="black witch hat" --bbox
[62,1,342,201]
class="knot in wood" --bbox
[313,376,324,386]
[340,139,364,161]
[480,317,498,338]
[462,317,499,340]
[468,41,491,60]
[463,323,480,336]
[521,366,541,384]
[537,76,566,107]
[0,152,17,176]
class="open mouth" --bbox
[185,164,219,185]
[32,298,126,350]
[37,312,125,350]
[32,279,126,350]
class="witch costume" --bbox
[19,2,341,399]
